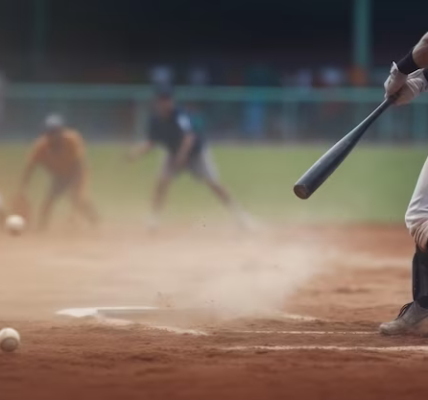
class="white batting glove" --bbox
[393,69,428,105]
[384,62,408,97]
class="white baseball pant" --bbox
[406,157,428,250]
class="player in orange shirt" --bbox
[18,114,99,230]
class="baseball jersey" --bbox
[28,129,86,178]
[148,109,204,157]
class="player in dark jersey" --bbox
[128,88,253,229]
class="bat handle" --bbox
[387,91,401,104]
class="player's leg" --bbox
[38,179,66,230]
[152,176,172,214]
[69,176,100,225]
[379,249,428,335]
[146,155,175,229]
[380,157,428,335]
[189,150,254,229]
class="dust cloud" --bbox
[116,225,333,321]
[0,224,338,325]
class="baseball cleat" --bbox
[379,302,428,336]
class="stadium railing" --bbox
[3,85,428,142]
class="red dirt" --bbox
[0,224,426,400]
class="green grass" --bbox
[0,143,425,224]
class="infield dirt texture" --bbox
[0,145,427,400]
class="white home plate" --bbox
[56,307,319,322]
[56,306,161,319]
[56,307,324,337]
[280,313,321,322]
[56,306,219,322]
[56,306,209,335]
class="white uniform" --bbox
[406,158,428,249]
[384,64,428,249]
[379,41,428,335]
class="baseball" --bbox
[0,328,20,352]
[5,215,26,236]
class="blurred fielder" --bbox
[128,88,253,229]
[381,32,428,335]
[18,114,99,230]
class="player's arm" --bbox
[70,131,87,170]
[411,32,428,68]
[175,135,196,168]
[174,114,196,168]
[20,159,38,191]
[126,115,157,162]
[385,32,428,105]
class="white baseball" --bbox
[0,328,20,352]
[5,215,26,236]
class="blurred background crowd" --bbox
[0,0,426,141]
[0,0,423,86]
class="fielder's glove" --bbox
[384,62,428,105]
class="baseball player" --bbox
[128,88,253,229]
[380,32,428,335]
[18,114,99,230]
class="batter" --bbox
[381,32,428,334]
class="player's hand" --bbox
[384,62,408,98]
[392,69,428,106]
[173,157,187,171]
[124,143,153,162]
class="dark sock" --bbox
[417,297,428,309]
[413,247,428,309]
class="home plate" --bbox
[57,307,319,323]
[280,313,321,322]
[56,306,222,326]
[57,306,161,319]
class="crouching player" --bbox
[380,32,428,335]
[128,88,253,229]
[18,115,99,230]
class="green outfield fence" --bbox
[3,85,428,142]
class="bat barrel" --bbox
[294,184,310,200]
[293,95,397,200]
[293,140,353,200]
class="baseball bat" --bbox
[293,94,398,200]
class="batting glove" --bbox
[394,69,428,105]
[384,62,408,97]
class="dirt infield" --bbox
[1,224,426,400]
